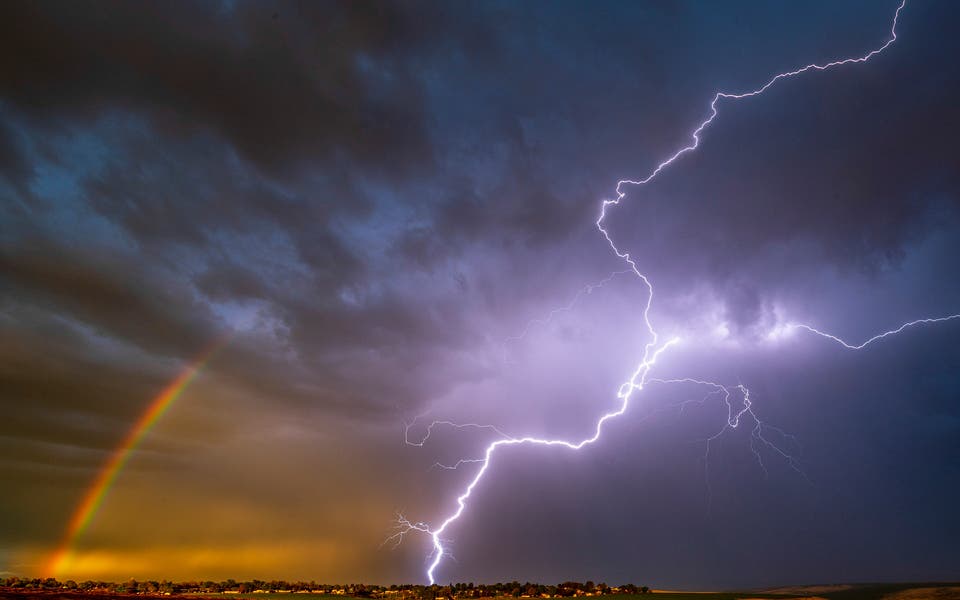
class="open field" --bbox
[617,593,803,599]
[611,587,960,599]
[786,584,960,600]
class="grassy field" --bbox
[628,594,797,599]
[617,594,801,599]
[555,585,960,599]
[806,583,960,599]
[634,584,960,599]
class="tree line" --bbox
[1,578,651,596]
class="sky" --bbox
[2,0,959,591]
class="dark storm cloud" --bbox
[2,0,959,588]
[0,0,441,178]
[0,0,594,436]
[195,259,271,301]
[0,0,499,430]
[1,235,217,356]
[0,120,34,203]
[77,120,367,285]
[582,0,960,340]
[720,282,769,337]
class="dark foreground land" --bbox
[2,585,960,600]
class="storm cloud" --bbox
[1,0,959,589]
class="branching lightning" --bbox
[404,419,515,448]
[382,514,433,551]
[391,0,956,584]
[402,338,680,584]
[647,378,802,477]
[790,314,960,349]
[504,269,633,346]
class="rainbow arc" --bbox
[43,339,227,578]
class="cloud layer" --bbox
[2,0,959,588]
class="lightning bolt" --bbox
[648,379,802,473]
[382,513,434,551]
[393,0,957,584]
[404,418,515,448]
[790,314,960,349]
[413,337,680,584]
[504,269,633,346]
[646,378,805,505]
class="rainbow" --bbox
[43,339,227,578]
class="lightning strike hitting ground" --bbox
[393,0,956,584]
[408,338,681,584]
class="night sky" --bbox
[2,0,960,590]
